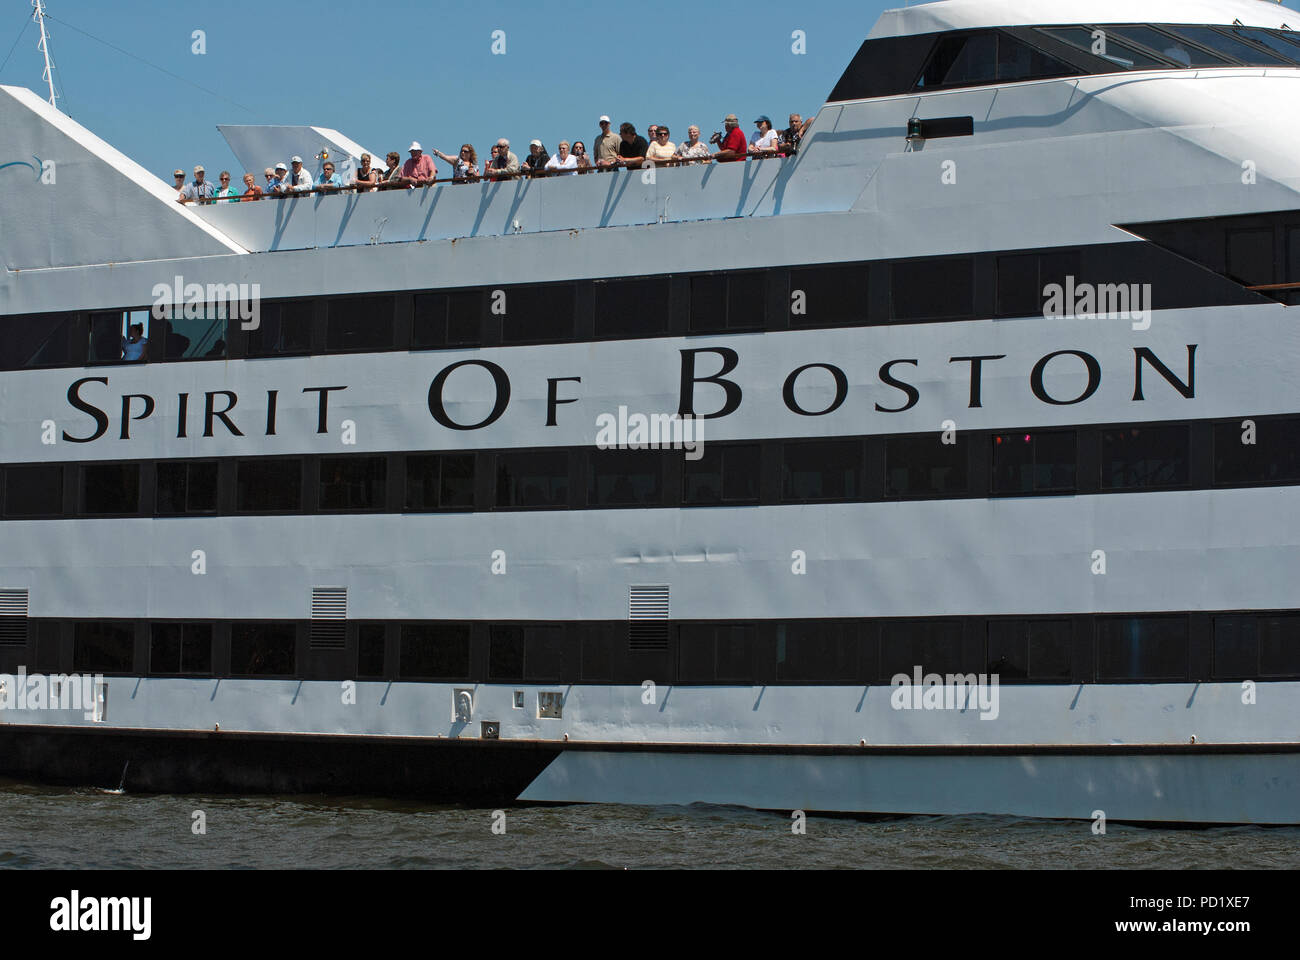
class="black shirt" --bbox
[523,150,550,173]
[618,136,648,160]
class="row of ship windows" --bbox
[0,241,1254,370]
[1,416,1297,518]
[6,613,1297,684]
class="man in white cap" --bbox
[522,139,550,176]
[594,115,620,168]
[401,141,435,186]
[286,155,314,193]
[178,164,215,204]
[268,162,289,195]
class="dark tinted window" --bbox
[879,620,964,679]
[892,257,973,320]
[594,277,669,338]
[496,451,569,508]
[1107,26,1228,67]
[1230,27,1300,62]
[680,624,755,683]
[1259,615,1300,677]
[73,622,134,673]
[4,464,63,517]
[996,250,1080,317]
[236,459,302,511]
[996,32,1075,80]
[782,440,862,501]
[885,435,968,498]
[789,265,868,327]
[495,625,570,682]
[1214,417,1300,485]
[230,623,296,676]
[88,311,131,362]
[0,313,74,370]
[1213,615,1257,679]
[501,284,577,343]
[986,619,1072,680]
[155,308,226,360]
[689,271,764,332]
[991,430,1077,494]
[1039,27,1166,68]
[150,623,213,674]
[1225,228,1274,286]
[399,624,470,679]
[357,624,386,678]
[81,463,140,515]
[683,444,760,505]
[776,622,858,682]
[1096,616,1188,680]
[1101,425,1189,489]
[413,290,482,348]
[1165,25,1291,65]
[918,32,998,87]
[156,461,218,514]
[320,456,386,510]
[248,301,312,357]
[588,450,664,506]
[488,625,525,681]
[405,454,476,510]
[326,296,394,352]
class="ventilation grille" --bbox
[0,589,29,646]
[628,585,669,651]
[310,587,346,649]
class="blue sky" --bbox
[0,0,898,179]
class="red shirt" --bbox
[721,126,747,158]
[241,185,264,201]
[402,154,435,182]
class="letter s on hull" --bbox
[63,377,110,443]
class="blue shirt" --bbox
[317,173,344,189]
[121,336,148,361]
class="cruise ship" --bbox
[1,0,1298,824]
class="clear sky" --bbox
[0,0,899,179]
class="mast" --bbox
[31,0,58,109]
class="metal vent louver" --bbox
[0,589,29,646]
[628,585,669,651]
[310,587,346,649]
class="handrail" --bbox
[188,151,791,202]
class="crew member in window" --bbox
[121,322,148,362]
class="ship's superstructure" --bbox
[1,0,1298,823]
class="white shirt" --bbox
[544,153,579,175]
[286,167,314,192]
[750,128,778,150]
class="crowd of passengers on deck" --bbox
[173,111,815,203]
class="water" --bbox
[2,778,1298,869]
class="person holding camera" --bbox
[710,114,748,162]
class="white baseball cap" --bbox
[290,155,303,163]
[274,161,287,171]
[599,115,611,124]
[409,141,422,151]
[530,139,542,148]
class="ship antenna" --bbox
[31,0,58,108]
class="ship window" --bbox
[236,458,303,511]
[885,435,968,498]
[1164,26,1292,65]
[991,430,1077,494]
[413,290,482,348]
[995,250,1080,317]
[88,310,151,363]
[320,456,386,510]
[153,305,227,360]
[156,461,218,514]
[892,257,973,320]
[782,439,862,502]
[357,624,386,678]
[1100,424,1190,489]
[399,623,470,679]
[986,619,1072,680]
[326,296,395,352]
[682,443,760,505]
[501,283,577,344]
[1259,615,1300,677]
[81,463,141,515]
[150,623,213,675]
[1234,27,1300,61]
[775,622,857,683]
[4,464,63,517]
[588,449,664,506]
[1105,26,1228,67]
[594,277,670,338]
[489,625,568,682]
[248,301,313,357]
[918,32,998,87]
[680,624,755,683]
[1225,228,1274,286]
[231,623,297,676]
[1213,614,1300,679]
[1214,416,1300,485]
[879,620,964,679]
[1096,616,1188,680]
[73,622,135,673]
[689,271,765,332]
[405,453,475,510]
[496,451,569,508]
[0,313,74,370]
[789,264,869,327]
[1038,27,1166,68]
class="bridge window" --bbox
[231,623,296,676]
[248,301,312,357]
[1164,25,1292,65]
[1038,27,1166,68]
[917,31,1073,90]
[1104,26,1228,67]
